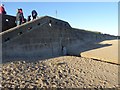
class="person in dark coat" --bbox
[31,10,38,20]
[27,15,31,22]
[19,8,24,24]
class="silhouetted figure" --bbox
[27,15,31,22]
[0,4,6,14]
[19,8,25,24]
[32,10,38,20]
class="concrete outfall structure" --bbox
[0,14,117,63]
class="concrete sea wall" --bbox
[1,15,117,62]
[0,14,16,32]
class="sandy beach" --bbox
[1,39,119,89]
[81,40,119,64]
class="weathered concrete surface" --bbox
[1,15,117,62]
[0,14,2,32]
[1,15,73,62]
[0,14,16,32]
[81,40,119,64]
[0,14,2,63]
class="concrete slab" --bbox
[81,40,119,65]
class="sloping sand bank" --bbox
[81,40,119,64]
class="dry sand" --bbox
[1,56,119,89]
[81,40,119,64]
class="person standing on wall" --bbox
[27,15,31,22]
[16,9,24,26]
[0,4,6,14]
[16,9,21,26]
[31,10,38,20]
[19,8,25,24]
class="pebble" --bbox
[1,56,119,88]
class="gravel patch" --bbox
[1,56,119,89]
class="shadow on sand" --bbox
[71,40,113,56]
